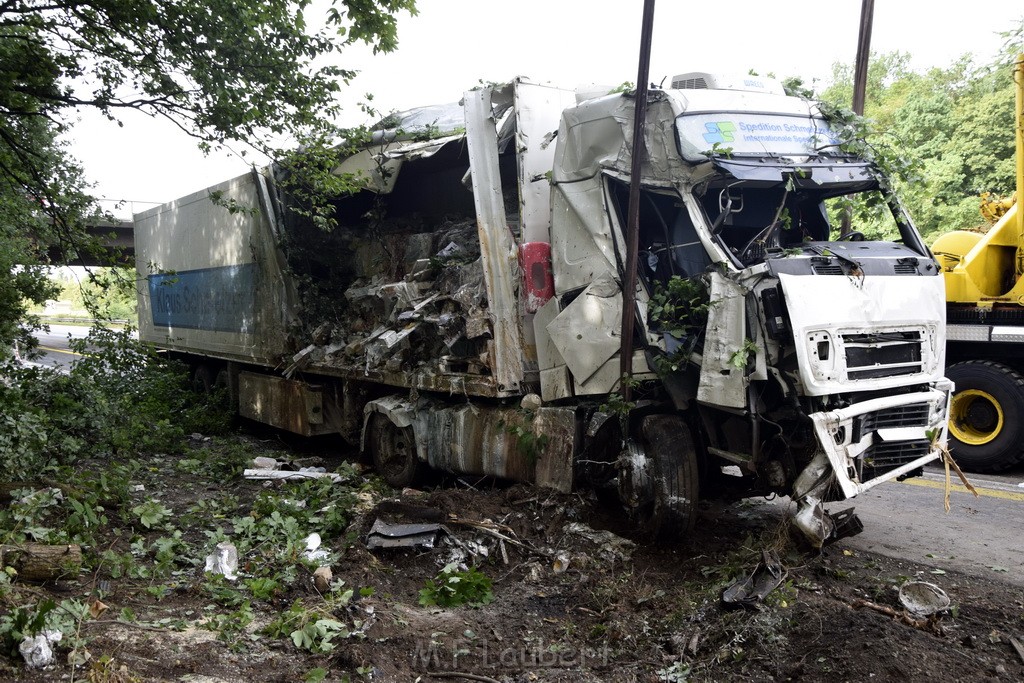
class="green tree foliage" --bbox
[818,22,1023,241]
[0,0,416,355]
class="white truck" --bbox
[134,74,952,545]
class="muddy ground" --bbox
[2,432,1022,683]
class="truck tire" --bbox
[192,364,214,394]
[946,360,1024,472]
[638,415,700,540]
[368,412,421,488]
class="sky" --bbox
[66,0,1024,217]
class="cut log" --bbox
[0,543,82,581]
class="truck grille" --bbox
[843,331,923,380]
[854,402,930,439]
[860,439,931,479]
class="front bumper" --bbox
[809,380,953,500]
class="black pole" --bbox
[852,0,874,115]
[619,0,657,402]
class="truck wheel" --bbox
[192,364,213,394]
[368,413,421,488]
[946,361,1024,472]
[638,415,700,540]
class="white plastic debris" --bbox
[19,630,62,668]
[303,533,331,565]
[242,467,342,483]
[204,542,238,581]
[552,552,570,574]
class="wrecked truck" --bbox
[134,74,952,545]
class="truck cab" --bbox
[536,74,952,544]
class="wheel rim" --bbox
[949,389,1004,445]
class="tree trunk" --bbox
[0,543,82,582]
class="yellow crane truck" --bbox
[933,55,1024,472]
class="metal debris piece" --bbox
[898,581,950,617]
[366,519,444,550]
[721,550,786,610]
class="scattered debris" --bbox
[303,533,331,565]
[898,581,951,617]
[849,597,946,635]
[204,542,238,581]
[721,550,786,610]
[242,467,342,483]
[312,566,333,593]
[251,456,281,470]
[366,519,445,550]
[564,522,636,563]
[19,630,62,668]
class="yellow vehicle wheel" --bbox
[948,389,1003,445]
[946,361,1024,472]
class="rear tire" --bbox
[638,415,700,540]
[368,412,421,488]
[946,360,1024,472]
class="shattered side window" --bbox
[605,177,711,284]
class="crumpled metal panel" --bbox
[546,272,622,385]
[697,272,748,409]
[513,79,577,243]
[549,176,619,295]
[333,136,464,194]
[366,519,443,550]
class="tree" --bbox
[818,22,1023,241]
[0,0,416,356]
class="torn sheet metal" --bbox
[548,176,620,296]
[464,85,526,394]
[366,519,444,550]
[333,135,464,194]
[546,271,622,384]
[697,271,748,409]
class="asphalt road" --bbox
[20,324,92,370]
[754,462,1024,587]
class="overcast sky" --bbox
[67,0,1023,216]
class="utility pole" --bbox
[619,0,657,401]
[852,0,875,115]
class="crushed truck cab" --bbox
[135,74,952,545]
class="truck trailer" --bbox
[134,75,952,546]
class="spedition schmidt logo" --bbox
[703,121,736,144]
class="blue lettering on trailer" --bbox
[148,263,256,332]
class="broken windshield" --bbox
[696,174,930,267]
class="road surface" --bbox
[755,462,1024,586]
[19,324,92,370]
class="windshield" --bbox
[697,177,929,267]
